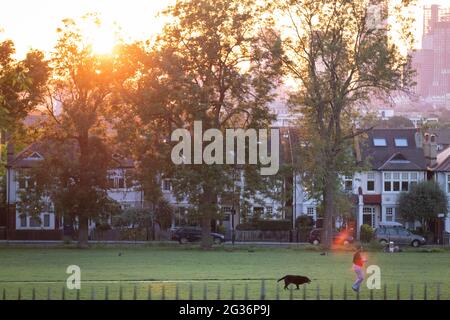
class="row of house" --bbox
[2,128,450,241]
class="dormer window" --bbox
[25,152,43,160]
[373,138,387,146]
[394,138,408,147]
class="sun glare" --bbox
[86,21,118,55]
[0,0,174,59]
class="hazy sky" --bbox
[0,0,449,58]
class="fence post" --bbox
[133,285,137,300]
[61,287,65,300]
[303,284,307,300]
[18,288,21,300]
[410,284,414,300]
[147,285,152,300]
[329,284,333,300]
[105,286,109,300]
[356,289,360,300]
[231,285,235,300]
[76,289,80,300]
[203,284,207,300]
[396,284,400,300]
[217,284,221,300]
[383,284,387,300]
[175,284,179,300]
[260,280,266,300]
[316,284,320,300]
[289,287,293,300]
[275,285,279,300]
[244,284,248,300]
[32,288,35,301]
[423,283,427,300]
[91,287,95,300]
[436,283,441,300]
[119,286,123,300]
[343,284,347,300]
[370,289,374,300]
[162,285,166,300]
[47,287,51,300]
[189,284,193,300]
[1,288,5,300]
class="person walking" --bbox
[352,245,366,292]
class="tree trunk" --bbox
[78,215,89,248]
[201,216,212,250]
[322,172,337,249]
[77,132,90,249]
[200,187,215,250]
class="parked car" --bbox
[374,222,426,247]
[308,228,354,246]
[172,227,225,244]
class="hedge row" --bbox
[236,219,292,231]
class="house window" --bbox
[266,207,273,216]
[43,214,50,227]
[344,176,353,192]
[307,207,315,216]
[386,207,395,222]
[108,176,126,189]
[108,177,115,189]
[18,177,27,189]
[383,172,419,192]
[117,177,125,189]
[20,215,27,227]
[162,179,172,191]
[222,207,232,220]
[367,172,375,191]
[394,138,408,147]
[373,138,387,146]
[29,217,41,227]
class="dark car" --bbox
[172,227,225,244]
[308,228,354,246]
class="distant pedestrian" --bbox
[352,245,366,292]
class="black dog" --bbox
[277,275,311,290]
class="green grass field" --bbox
[0,245,449,300]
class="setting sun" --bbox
[0,0,174,58]
[83,18,119,55]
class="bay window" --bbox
[383,172,419,192]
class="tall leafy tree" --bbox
[0,40,48,204]
[398,181,448,233]
[0,40,48,131]
[275,0,416,247]
[30,15,133,247]
[118,0,283,249]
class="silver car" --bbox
[374,222,426,247]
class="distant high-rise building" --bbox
[413,5,450,98]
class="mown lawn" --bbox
[0,245,449,300]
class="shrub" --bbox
[236,222,258,231]
[236,220,292,231]
[216,224,227,235]
[257,219,292,231]
[296,215,314,228]
[360,224,374,243]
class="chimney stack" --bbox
[415,129,423,148]
[423,133,437,167]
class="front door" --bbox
[363,206,376,228]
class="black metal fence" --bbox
[1,281,447,300]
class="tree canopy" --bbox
[398,181,448,232]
